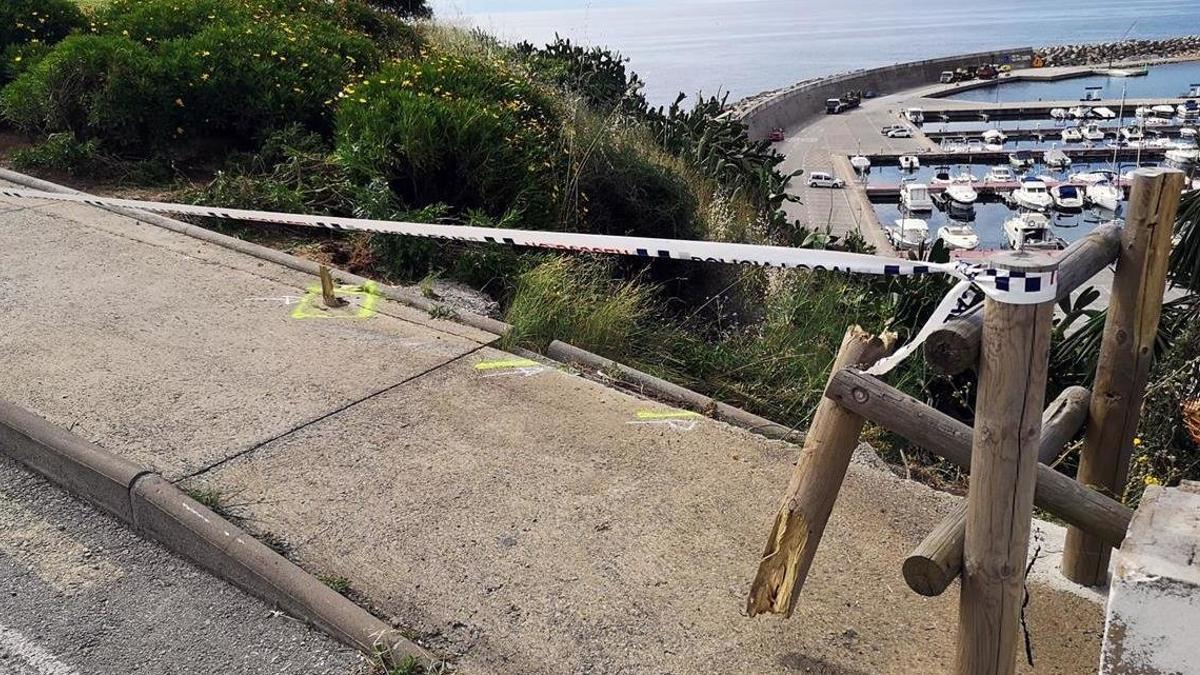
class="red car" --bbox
[768,127,786,142]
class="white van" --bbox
[808,172,844,188]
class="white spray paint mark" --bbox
[0,621,80,675]
[626,419,699,432]
[180,501,212,524]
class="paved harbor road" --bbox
[0,457,367,675]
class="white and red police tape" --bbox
[0,187,1058,374]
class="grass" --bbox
[185,487,223,511]
[318,574,352,596]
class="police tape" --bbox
[0,187,1058,375]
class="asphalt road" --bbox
[0,456,368,675]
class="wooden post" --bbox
[956,251,1055,675]
[826,369,1133,546]
[903,387,1090,597]
[923,222,1123,375]
[746,326,896,617]
[1062,167,1186,586]
[319,265,346,308]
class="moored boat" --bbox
[1050,184,1084,210]
[1004,213,1065,250]
[1086,181,1122,211]
[899,155,920,171]
[1061,127,1083,143]
[984,166,1015,182]
[1008,150,1035,169]
[850,154,871,172]
[937,224,979,250]
[1043,147,1071,168]
[899,182,933,211]
[1011,179,1052,211]
[889,218,931,250]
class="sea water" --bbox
[431,0,1199,105]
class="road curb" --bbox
[0,398,434,668]
[546,341,803,442]
[0,168,513,339]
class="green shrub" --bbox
[0,35,154,140]
[11,132,106,175]
[94,0,252,43]
[335,55,560,224]
[573,141,699,239]
[155,21,379,142]
[503,257,656,353]
[0,0,86,51]
[1,41,51,86]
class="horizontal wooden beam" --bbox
[825,368,1132,546]
[902,386,1091,596]
[923,222,1123,376]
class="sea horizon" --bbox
[430,0,1200,105]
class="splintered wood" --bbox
[746,326,896,617]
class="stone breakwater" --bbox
[1036,35,1200,67]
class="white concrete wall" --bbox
[1100,480,1200,674]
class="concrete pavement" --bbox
[0,455,367,675]
[0,184,1108,672]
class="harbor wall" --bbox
[1038,35,1200,67]
[735,48,1035,140]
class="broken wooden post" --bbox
[903,386,1090,597]
[956,251,1056,675]
[923,222,1122,375]
[746,326,896,617]
[825,369,1133,545]
[1062,167,1186,587]
[319,265,346,308]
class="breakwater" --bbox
[1036,35,1200,67]
[732,48,1034,140]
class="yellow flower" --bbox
[1143,475,1161,486]
[1133,437,1143,447]
[174,98,185,107]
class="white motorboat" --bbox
[982,129,1007,145]
[1061,127,1083,143]
[1179,101,1199,119]
[1092,106,1117,119]
[904,108,925,124]
[1043,147,1072,168]
[1144,116,1174,127]
[1050,107,1068,120]
[1004,213,1065,251]
[899,155,920,171]
[1012,179,1053,211]
[1081,123,1105,141]
[1166,148,1200,167]
[1120,125,1144,142]
[899,182,934,211]
[1086,181,1122,211]
[1069,105,1090,119]
[889,218,931,250]
[1152,104,1177,117]
[1134,106,1153,118]
[984,166,1015,182]
[1181,127,1198,139]
[945,180,978,205]
[850,154,871,172]
[1009,151,1035,169]
[1050,184,1084,210]
[1070,169,1118,184]
[937,224,980,250]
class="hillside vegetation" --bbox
[4,0,1197,497]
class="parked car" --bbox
[880,124,905,136]
[808,172,845,188]
[886,127,913,138]
[768,127,785,142]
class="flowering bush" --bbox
[335,55,561,224]
[0,0,86,51]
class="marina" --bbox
[772,58,1199,255]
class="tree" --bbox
[365,0,431,19]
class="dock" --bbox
[862,179,1124,199]
[915,98,1190,121]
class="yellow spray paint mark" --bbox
[474,358,540,371]
[290,281,379,320]
[634,410,702,421]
